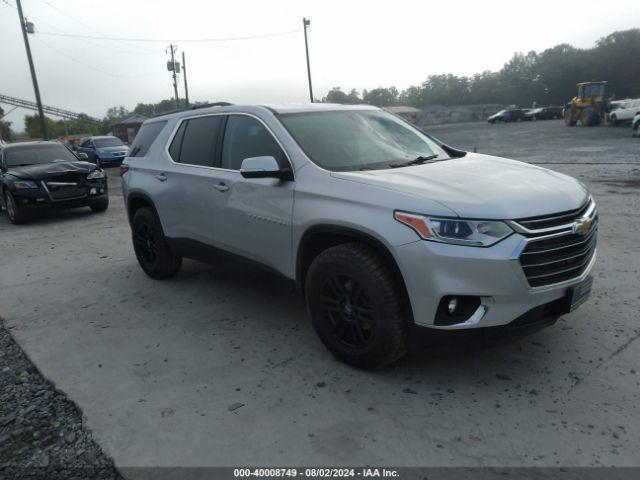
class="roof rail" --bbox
[150,102,233,119]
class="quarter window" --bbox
[168,122,186,162]
[221,115,284,170]
[174,116,222,167]
[129,121,166,157]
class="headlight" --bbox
[13,180,38,189]
[86,169,105,180]
[394,211,513,247]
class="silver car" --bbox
[121,104,597,368]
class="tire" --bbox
[4,192,29,224]
[633,123,640,137]
[305,242,408,369]
[89,196,109,213]
[131,207,182,279]
[564,109,576,126]
[610,115,618,126]
[581,108,598,127]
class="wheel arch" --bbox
[126,191,159,225]
[296,224,414,321]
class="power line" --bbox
[1,0,156,56]
[40,0,158,54]
[31,36,159,79]
[35,28,302,43]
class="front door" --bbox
[210,114,294,276]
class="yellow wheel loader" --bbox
[563,81,611,127]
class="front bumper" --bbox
[395,233,596,329]
[12,179,108,210]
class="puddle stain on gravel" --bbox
[593,178,640,189]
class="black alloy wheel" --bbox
[305,243,407,369]
[133,221,158,267]
[131,207,182,279]
[319,274,376,349]
[5,192,28,224]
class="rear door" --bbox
[154,115,225,245]
[207,114,294,274]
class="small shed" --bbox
[111,114,148,145]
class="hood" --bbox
[9,161,97,181]
[331,153,588,219]
[97,146,129,155]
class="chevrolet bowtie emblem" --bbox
[572,216,592,235]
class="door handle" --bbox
[212,182,229,192]
[155,173,167,182]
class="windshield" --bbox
[94,137,124,148]
[5,144,78,167]
[278,110,449,171]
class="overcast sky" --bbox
[2,0,639,131]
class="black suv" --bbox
[0,141,109,224]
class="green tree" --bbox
[362,87,399,107]
[326,28,640,109]
[323,87,362,104]
[104,105,130,124]
[0,120,12,142]
[132,98,188,117]
[24,114,100,139]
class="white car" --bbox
[609,99,640,125]
[632,113,640,137]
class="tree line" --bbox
[323,28,640,108]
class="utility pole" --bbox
[166,44,179,109]
[182,51,190,107]
[16,0,48,139]
[303,18,313,103]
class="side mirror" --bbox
[76,152,89,160]
[240,156,290,180]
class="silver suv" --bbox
[121,104,597,368]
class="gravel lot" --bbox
[0,318,122,479]
[0,119,639,472]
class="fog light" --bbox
[36,198,45,203]
[435,295,483,326]
[448,297,458,314]
[90,188,97,194]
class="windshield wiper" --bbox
[389,154,439,168]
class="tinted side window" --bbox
[221,115,284,170]
[168,122,186,162]
[130,121,167,157]
[177,116,223,167]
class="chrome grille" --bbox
[515,200,591,231]
[510,198,598,287]
[41,175,88,201]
